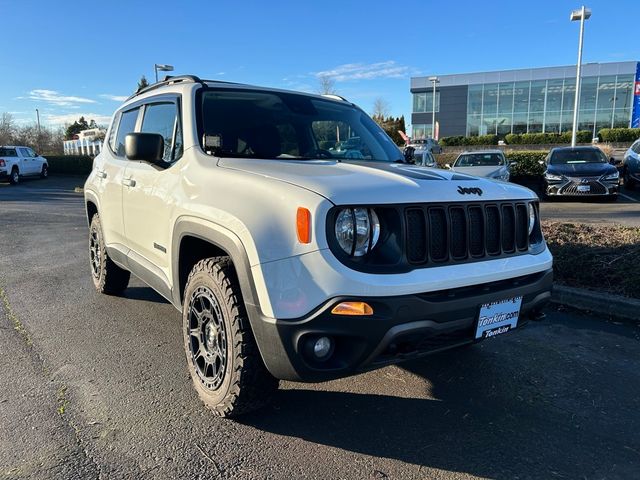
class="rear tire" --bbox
[182,257,278,417]
[40,164,48,179]
[89,214,130,295]
[9,167,19,185]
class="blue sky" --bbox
[1,0,637,129]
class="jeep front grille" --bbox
[405,202,530,265]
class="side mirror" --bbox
[610,157,621,165]
[125,133,164,164]
[403,146,415,164]
[444,163,451,170]
[538,160,545,165]
[509,161,517,167]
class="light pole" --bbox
[35,108,41,152]
[570,6,591,147]
[154,64,174,83]
[428,76,440,139]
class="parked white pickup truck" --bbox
[0,146,48,184]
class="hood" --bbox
[547,162,616,177]
[451,165,506,178]
[218,158,535,204]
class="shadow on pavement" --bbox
[240,324,639,479]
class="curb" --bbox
[551,284,640,321]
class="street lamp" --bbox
[569,6,591,147]
[154,64,174,83]
[428,76,440,139]
[35,108,41,153]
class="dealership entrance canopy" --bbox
[411,61,640,139]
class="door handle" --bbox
[96,170,107,179]
[122,178,136,187]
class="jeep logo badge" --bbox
[457,186,483,196]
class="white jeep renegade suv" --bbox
[84,75,553,417]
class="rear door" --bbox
[17,148,34,175]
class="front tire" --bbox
[182,257,278,417]
[624,168,636,190]
[9,168,19,185]
[40,164,48,179]
[89,214,130,294]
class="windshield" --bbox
[549,149,607,165]
[454,153,505,167]
[199,89,402,162]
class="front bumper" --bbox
[546,178,618,196]
[249,268,553,382]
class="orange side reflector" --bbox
[331,302,374,316]
[296,207,311,244]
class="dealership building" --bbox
[410,61,640,139]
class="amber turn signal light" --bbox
[296,207,311,244]
[331,302,374,316]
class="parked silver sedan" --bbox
[447,150,511,181]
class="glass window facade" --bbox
[450,74,636,137]
[412,91,440,113]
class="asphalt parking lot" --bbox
[539,185,640,226]
[1,176,640,480]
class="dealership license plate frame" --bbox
[475,296,523,339]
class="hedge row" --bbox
[434,150,547,177]
[45,155,93,175]
[504,131,592,145]
[440,134,498,147]
[440,127,639,146]
[505,151,547,177]
[598,128,640,143]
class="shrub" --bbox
[598,128,640,143]
[505,151,547,177]
[543,221,640,298]
[440,134,498,146]
[433,153,458,168]
[504,131,592,145]
[45,155,93,175]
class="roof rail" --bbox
[126,75,205,101]
[321,93,348,102]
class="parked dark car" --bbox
[621,137,640,190]
[542,146,619,200]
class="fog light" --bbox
[313,336,333,360]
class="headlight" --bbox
[528,203,536,235]
[601,171,619,181]
[334,208,380,256]
[544,172,563,181]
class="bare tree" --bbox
[318,75,337,95]
[372,97,391,119]
[0,113,16,145]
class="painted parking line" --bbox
[618,192,639,203]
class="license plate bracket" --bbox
[475,296,523,339]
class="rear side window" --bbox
[0,148,17,157]
[634,141,640,154]
[114,108,140,157]
[140,102,182,163]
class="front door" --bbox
[122,99,183,280]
